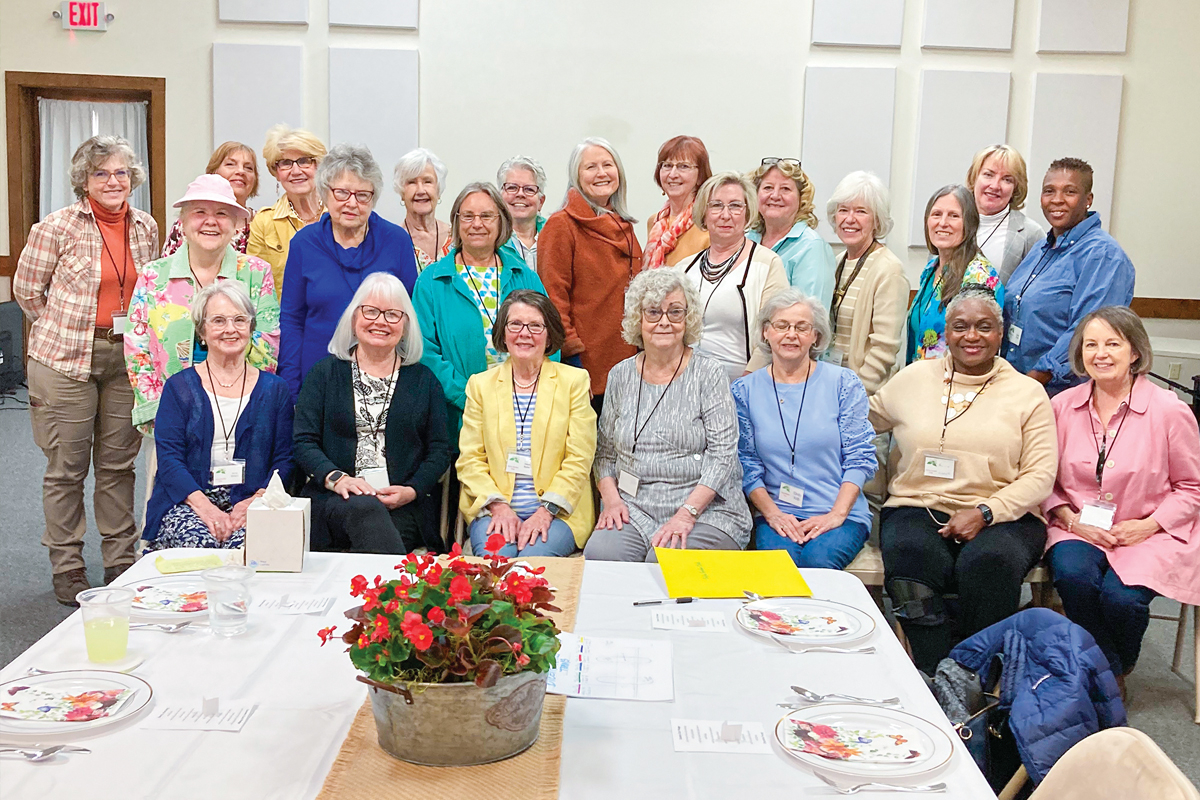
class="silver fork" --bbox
[129,621,192,633]
[770,636,875,655]
[789,685,901,706]
[813,770,946,794]
[0,745,91,762]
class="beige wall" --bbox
[2,0,1198,306]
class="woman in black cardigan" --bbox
[293,273,451,553]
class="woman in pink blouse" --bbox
[1044,306,1200,683]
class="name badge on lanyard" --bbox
[110,313,128,336]
[923,451,957,480]
[211,459,246,487]
[618,469,640,497]
[361,466,389,489]
[1079,500,1117,531]
[506,451,533,476]
[778,482,805,508]
[1007,325,1023,346]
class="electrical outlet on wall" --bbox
[1169,362,1183,380]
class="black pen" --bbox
[633,597,697,606]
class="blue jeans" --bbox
[755,518,869,569]
[468,514,577,557]
[1049,540,1158,675]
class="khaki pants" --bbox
[27,341,142,574]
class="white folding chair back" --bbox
[1028,727,1199,800]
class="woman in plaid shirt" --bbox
[14,135,159,606]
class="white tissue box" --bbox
[245,497,311,572]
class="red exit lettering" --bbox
[69,2,100,28]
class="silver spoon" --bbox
[789,686,901,706]
[129,621,192,633]
[813,770,946,794]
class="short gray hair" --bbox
[315,143,384,207]
[393,147,448,198]
[755,288,831,360]
[70,135,147,200]
[621,268,703,349]
[693,172,760,232]
[945,286,1003,325]
[191,280,256,335]
[565,137,636,223]
[1069,306,1154,377]
[327,272,423,365]
[826,171,893,239]
[496,156,546,194]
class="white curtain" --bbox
[39,98,151,218]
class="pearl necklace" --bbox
[289,198,324,224]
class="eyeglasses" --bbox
[501,183,541,197]
[91,169,130,183]
[207,315,252,330]
[359,305,406,324]
[761,157,801,169]
[505,321,546,335]
[330,187,375,204]
[275,157,316,171]
[770,321,814,334]
[659,162,697,174]
[457,212,499,224]
[643,307,687,323]
[707,201,747,215]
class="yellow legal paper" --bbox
[155,554,224,574]
[655,548,812,598]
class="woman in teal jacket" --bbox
[412,182,554,440]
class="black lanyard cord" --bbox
[977,210,1011,252]
[771,360,813,473]
[512,371,540,449]
[1013,247,1057,319]
[1088,380,1134,493]
[830,241,877,325]
[460,253,499,325]
[940,360,996,451]
[206,360,248,459]
[356,350,399,445]
[631,348,686,454]
[99,215,132,310]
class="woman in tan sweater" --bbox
[869,287,1057,673]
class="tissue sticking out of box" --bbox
[261,470,292,509]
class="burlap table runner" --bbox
[316,556,585,800]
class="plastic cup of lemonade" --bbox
[77,586,134,663]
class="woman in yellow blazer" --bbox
[457,290,597,556]
[247,125,327,296]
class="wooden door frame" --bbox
[4,71,166,281]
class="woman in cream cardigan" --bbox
[457,290,597,556]
[870,287,1057,673]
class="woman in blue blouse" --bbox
[907,185,1004,363]
[278,144,419,403]
[732,288,876,568]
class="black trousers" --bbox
[881,506,1046,673]
[305,490,422,555]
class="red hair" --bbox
[653,136,712,192]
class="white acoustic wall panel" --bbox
[212,44,304,154]
[218,0,307,24]
[1027,73,1123,229]
[329,48,419,225]
[802,67,897,243]
[329,0,418,29]
[1038,0,1129,53]
[811,0,905,48]
[922,0,1015,50]
[908,70,1011,245]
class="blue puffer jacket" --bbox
[950,608,1126,784]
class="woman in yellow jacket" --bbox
[457,290,597,556]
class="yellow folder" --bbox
[655,548,813,598]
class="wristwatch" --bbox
[976,504,994,526]
[682,503,701,518]
[541,500,562,517]
[326,470,347,490]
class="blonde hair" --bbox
[693,172,760,232]
[965,144,1030,212]
[262,125,327,177]
[747,161,818,231]
[206,142,259,199]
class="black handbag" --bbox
[953,655,1023,794]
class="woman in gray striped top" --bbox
[585,268,752,561]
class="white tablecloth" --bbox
[0,551,994,798]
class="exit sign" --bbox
[60,1,107,31]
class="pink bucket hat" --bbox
[173,174,250,219]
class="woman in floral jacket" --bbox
[125,174,280,436]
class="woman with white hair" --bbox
[732,289,876,568]
[279,143,419,402]
[395,147,452,271]
[294,273,452,554]
[248,125,327,295]
[825,171,910,394]
[15,134,158,603]
[682,172,788,382]
[539,137,643,414]
[496,155,548,270]
[142,282,294,551]
[585,268,752,562]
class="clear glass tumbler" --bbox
[77,586,134,663]
[202,565,255,636]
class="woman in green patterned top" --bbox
[412,182,551,438]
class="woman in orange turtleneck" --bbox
[14,135,159,606]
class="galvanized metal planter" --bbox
[360,671,548,766]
